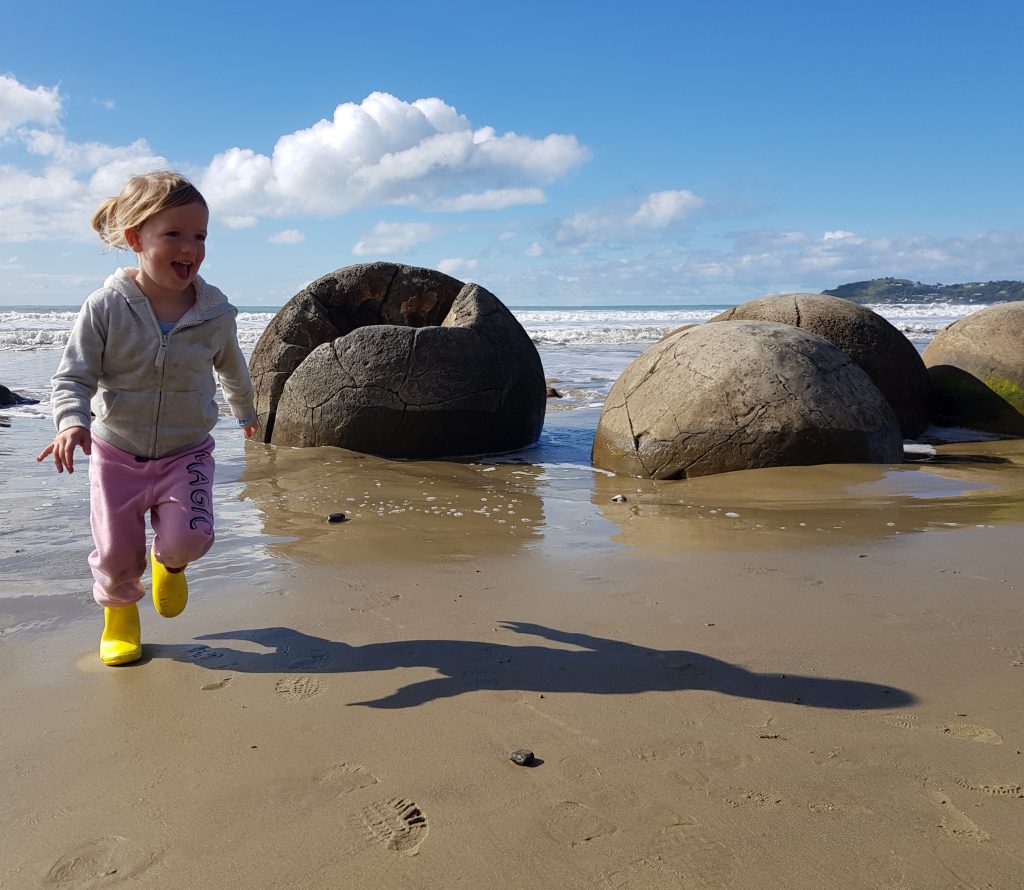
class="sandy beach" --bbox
[2,394,1024,887]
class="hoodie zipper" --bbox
[148,292,208,457]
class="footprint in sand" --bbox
[283,763,381,814]
[955,778,1024,799]
[878,713,920,731]
[877,714,1003,744]
[200,677,231,691]
[355,592,401,614]
[545,800,617,846]
[601,832,733,889]
[924,790,991,843]
[724,789,783,808]
[358,798,428,855]
[316,763,380,794]
[274,675,324,700]
[942,723,1003,745]
[558,754,603,781]
[43,837,159,888]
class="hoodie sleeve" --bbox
[213,315,256,425]
[51,297,106,432]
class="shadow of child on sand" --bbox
[153,622,915,711]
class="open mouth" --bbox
[171,261,192,281]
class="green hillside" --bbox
[823,278,1024,304]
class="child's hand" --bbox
[37,427,91,474]
[242,420,260,439]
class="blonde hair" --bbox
[91,171,207,249]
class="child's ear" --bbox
[124,227,142,252]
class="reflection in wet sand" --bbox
[238,442,547,563]
[591,439,1024,553]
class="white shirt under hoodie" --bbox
[51,267,256,459]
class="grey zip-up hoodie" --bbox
[52,267,256,459]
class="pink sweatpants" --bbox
[88,435,216,606]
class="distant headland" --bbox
[822,278,1024,304]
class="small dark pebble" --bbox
[509,749,535,766]
[327,512,347,523]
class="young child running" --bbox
[37,171,258,666]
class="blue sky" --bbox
[2,1,1022,306]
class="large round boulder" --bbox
[708,293,929,437]
[922,301,1024,436]
[249,263,546,457]
[592,320,903,479]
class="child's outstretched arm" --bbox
[213,315,257,439]
[47,296,103,471]
[37,426,92,474]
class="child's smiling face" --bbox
[126,201,208,301]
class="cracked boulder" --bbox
[923,301,1024,436]
[249,263,546,457]
[708,293,929,438]
[591,320,903,479]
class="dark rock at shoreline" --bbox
[0,385,39,407]
[592,320,903,479]
[249,263,546,457]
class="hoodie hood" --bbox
[105,267,235,322]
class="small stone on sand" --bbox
[509,749,535,766]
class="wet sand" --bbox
[2,427,1024,888]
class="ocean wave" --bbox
[0,302,989,352]
[513,308,723,325]
[868,301,990,320]
[0,330,71,350]
[0,310,80,327]
[527,326,686,345]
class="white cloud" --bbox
[222,215,259,230]
[0,74,172,243]
[629,190,705,229]
[437,257,477,276]
[429,188,546,211]
[268,228,305,245]
[0,78,580,245]
[201,92,587,220]
[489,228,1024,306]
[0,75,60,135]
[352,221,436,256]
[705,228,1024,290]
[554,189,706,248]
[0,145,171,243]
[525,242,544,257]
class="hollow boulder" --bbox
[249,263,546,457]
[708,293,929,438]
[591,320,903,479]
[922,301,1024,436]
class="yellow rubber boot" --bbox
[151,548,188,618]
[100,604,142,666]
